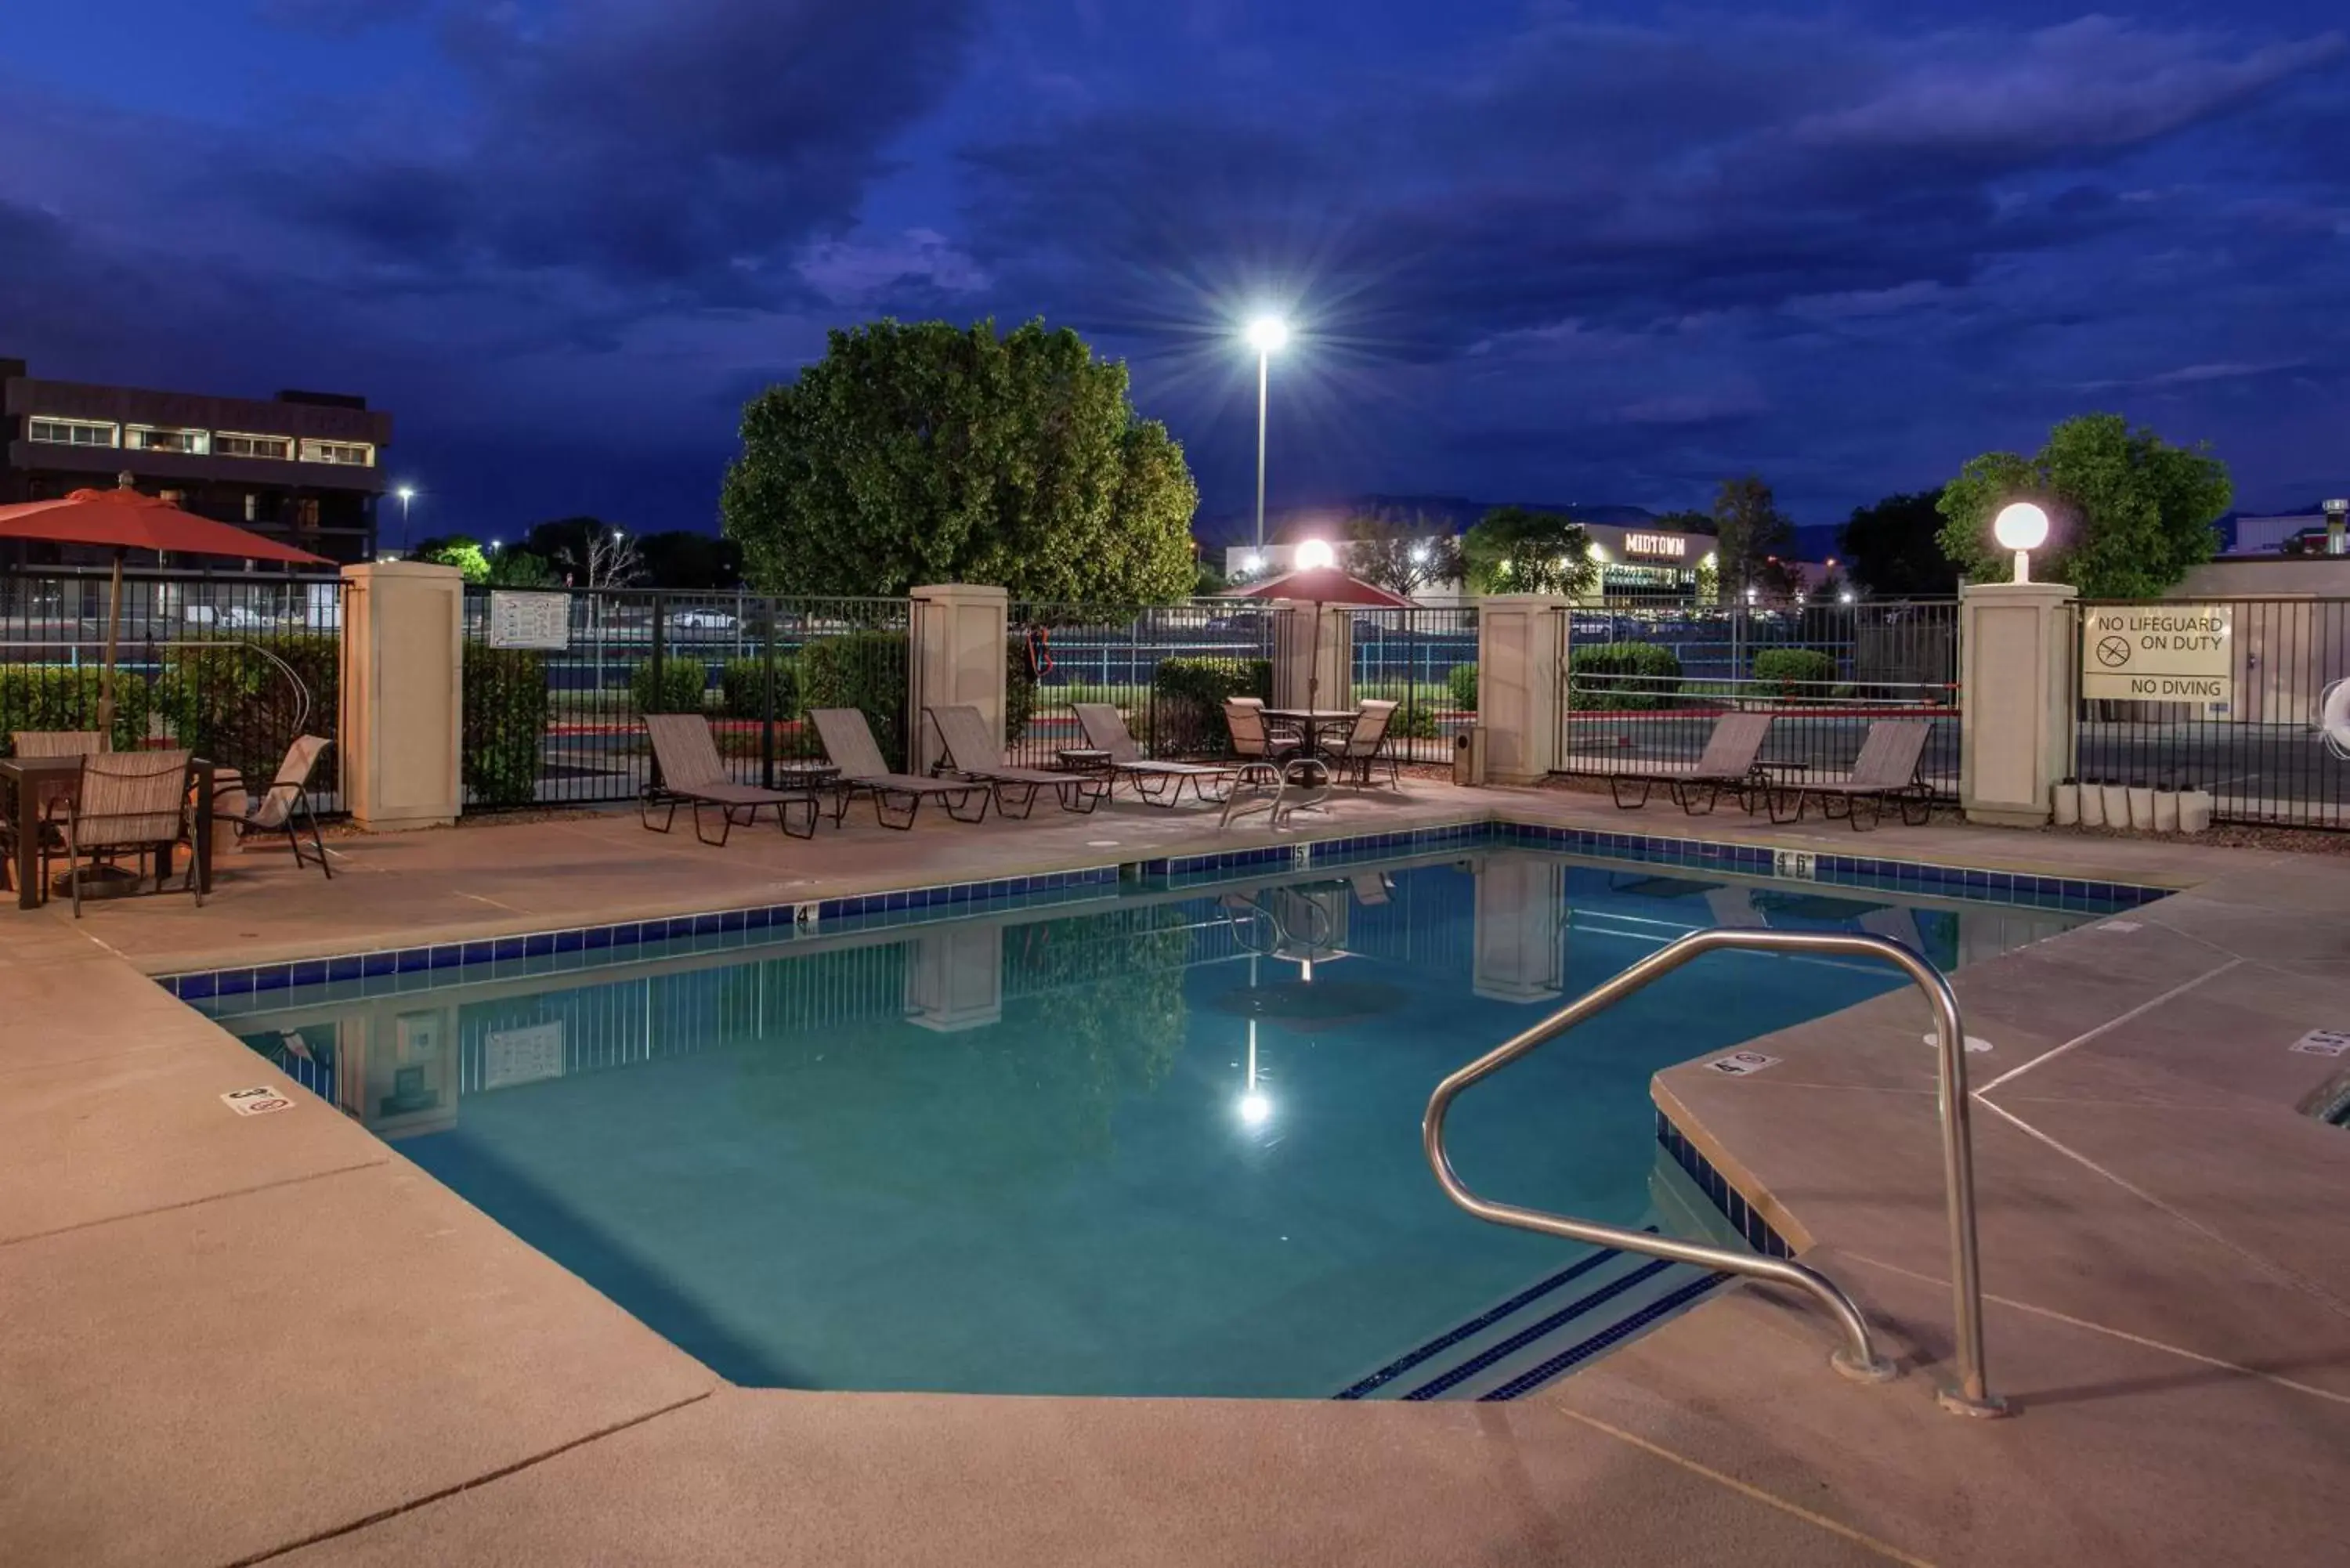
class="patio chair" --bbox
[1607,713,1773,815]
[1330,699,1402,787]
[926,706,1107,818]
[811,708,989,830]
[1766,718,1934,831]
[211,735,336,878]
[1224,699,1302,763]
[1072,703,1246,807]
[10,730,104,758]
[642,714,819,845]
[63,748,198,916]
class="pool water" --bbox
[201,849,2087,1399]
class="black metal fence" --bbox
[1007,602,1275,768]
[457,587,907,810]
[2074,597,2350,829]
[1553,598,1963,798]
[1349,605,1477,764]
[0,567,345,809]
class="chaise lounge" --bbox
[1072,703,1246,807]
[1766,717,1936,830]
[927,705,1108,818]
[642,714,819,845]
[812,708,990,829]
[1607,712,1773,814]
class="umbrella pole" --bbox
[97,547,124,740]
[1306,598,1322,711]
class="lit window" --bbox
[216,432,295,461]
[27,416,118,448]
[124,425,211,455]
[244,493,257,522]
[299,439,374,466]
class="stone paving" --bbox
[3,782,2345,1566]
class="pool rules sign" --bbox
[2081,606,2233,707]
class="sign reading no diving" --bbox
[2081,606,2233,706]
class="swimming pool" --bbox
[191,844,2102,1400]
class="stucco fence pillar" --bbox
[1958,580,2078,827]
[1473,594,1570,785]
[338,561,462,831]
[908,584,1010,775]
[1270,601,1353,712]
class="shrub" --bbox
[1151,656,1272,755]
[0,665,154,755]
[1570,642,1683,711]
[155,634,339,785]
[718,656,801,721]
[1447,662,1478,712]
[1006,635,1039,746]
[803,630,909,764]
[1752,648,1837,699]
[1389,704,1440,741]
[630,656,708,715]
[464,648,550,808]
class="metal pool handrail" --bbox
[1422,927,2008,1417]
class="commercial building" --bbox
[1224,518,1723,603]
[2,357,392,565]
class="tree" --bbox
[1841,490,1958,597]
[486,547,560,588]
[519,518,643,588]
[1342,511,1463,599]
[1461,507,1596,597]
[1936,414,2229,596]
[635,529,742,591]
[1193,556,1230,596]
[1711,475,1793,598]
[412,534,490,583]
[721,317,1198,602]
[1651,508,1718,537]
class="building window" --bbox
[158,489,186,504]
[215,432,295,461]
[124,424,211,455]
[27,416,118,448]
[298,439,374,467]
[244,493,258,522]
[295,497,320,532]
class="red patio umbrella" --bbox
[0,475,333,733]
[1220,566,1412,709]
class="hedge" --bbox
[464,648,550,807]
[1752,648,1837,699]
[630,656,709,716]
[0,665,154,756]
[718,656,801,722]
[803,630,909,764]
[1151,656,1272,755]
[1570,642,1683,711]
[1447,662,1478,713]
[1005,636,1039,746]
[156,634,339,786]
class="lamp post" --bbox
[1246,316,1289,554]
[394,485,417,549]
[1994,502,2050,583]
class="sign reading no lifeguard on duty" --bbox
[2081,606,2233,706]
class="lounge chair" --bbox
[64,749,198,916]
[211,735,335,878]
[927,705,1107,818]
[11,730,103,757]
[1072,703,1246,807]
[811,708,989,829]
[642,714,819,845]
[1330,699,1402,787]
[1766,718,1934,831]
[1607,713,1773,814]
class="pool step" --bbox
[1334,1235,1731,1403]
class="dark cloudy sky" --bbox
[5,2,2345,544]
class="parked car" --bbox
[668,606,739,633]
[2280,525,2343,557]
[182,604,272,630]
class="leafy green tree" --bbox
[1462,506,1596,596]
[1936,414,2230,595]
[1343,511,1463,598]
[1840,490,1958,596]
[721,318,1198,602]
[1711,475,1794,598]
[485,547,560,587]
[413,534,490,583]
[1193,556,1230,596]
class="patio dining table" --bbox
[1261,708,1362,761]
[2,753,215,910]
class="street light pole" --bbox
[1245,316,1289,554]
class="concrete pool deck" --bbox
[2,782,2345,1566]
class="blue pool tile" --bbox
[525,933,556,958]
[583,926,613,950]
[175,971,216,1000]
[215,969,254,997]
[291,959,328,988]
[493,937,527,962]
[359,949,396,977]
[462,941,497,966]
[326,955,363,983]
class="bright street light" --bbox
[1295,538,1336,571]
[1240,551,1264,575]
[1238,1092,1272,1126]
[392,485,418,548]
[1994,501,2050,583]
[1245,315,1290,552]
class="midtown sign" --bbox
[1622,532,1688,559]
[2081,606,2233,705]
